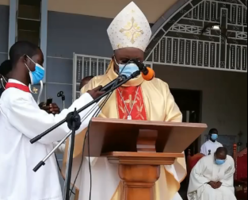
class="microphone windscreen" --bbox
[142,67,155,81]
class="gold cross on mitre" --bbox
[120,17,144,44]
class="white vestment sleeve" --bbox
[188,157,210,194]
[221,157,235,187]
[6,92,98,144]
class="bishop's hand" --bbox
[87,85,105,100]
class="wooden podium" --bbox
[81,118,207,200]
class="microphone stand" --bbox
[57,91,66,109]
[30,70,141,200]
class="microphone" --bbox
[30,70,141,144]
[131,59,155,81]
[100,75,127,92]
[100,61,155,92]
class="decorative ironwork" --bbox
[145,0,247,73]
[72,54,153,101]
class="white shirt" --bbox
[200,139,223,156]
[0,79,98,200]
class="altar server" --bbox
[0,41,104,200]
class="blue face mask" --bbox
[114,57,139,78]
[215,159,225,165]
[25,56,45,85]
[119,63,139,78]
[211,134,218,141]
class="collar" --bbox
[8,79,27,86]
[5,79,30,93]
[106,60,144,87]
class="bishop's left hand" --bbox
[39,102,61,114]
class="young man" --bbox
[0,59,58,113]
[188,147,236,200]
[0,58,64,153]
[69,2,185,200]
[200,128,223,156]
[0,41,104,200]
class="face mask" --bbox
[25,56,45,85]
[215,159,225,165]
[211,134,218,140]
[119,63,139,78]
[114,57,139,78]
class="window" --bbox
[17,0,41,45]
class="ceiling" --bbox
[0,0,179,23]
[0,0,8,5]
[48,0,178,23]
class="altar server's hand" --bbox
[39,102,61,114]
[87,86,105,99]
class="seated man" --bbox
[188,147,236,200]
[200,128,223,155]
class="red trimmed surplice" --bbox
[5,83,30,93]
[116,86,147,120]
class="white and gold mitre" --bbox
[107,1,152,52]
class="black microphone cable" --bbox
[69,61,130,199]
[69,88,116,199]
[54,154,76,195]
[69,92,114,199]
[84,63,133,199]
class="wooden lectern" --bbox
[79,118,207,200]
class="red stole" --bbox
[5,83,30,93]
[116,86,147,120]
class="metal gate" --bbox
[145,0,247,73]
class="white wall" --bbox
[154,65,247,146]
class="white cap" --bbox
[107,1,152,52]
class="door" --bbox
[171,89,202,154]
[171,89,202,199]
